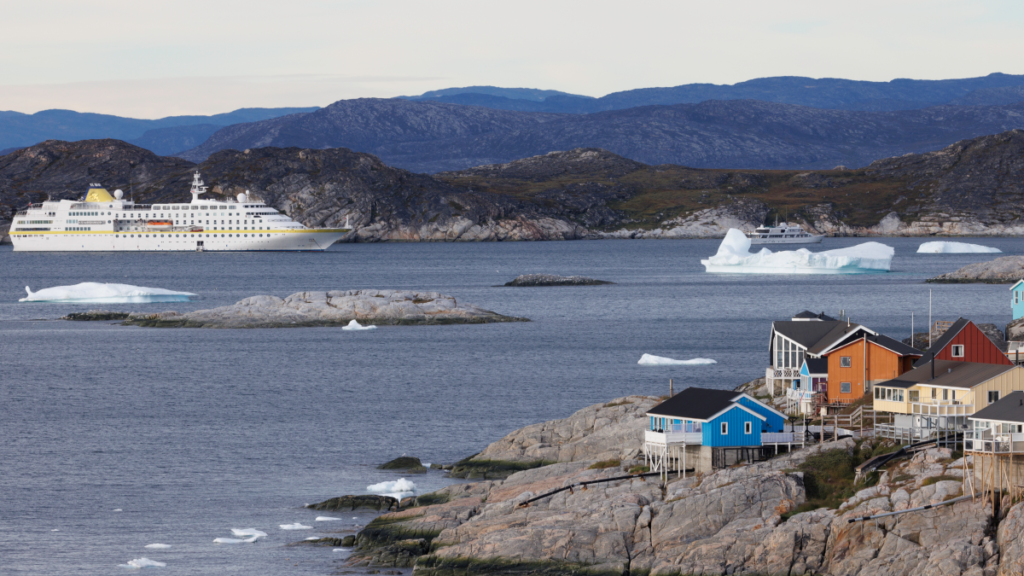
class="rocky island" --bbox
[321,393,1013,576]
[108,290,526,328]
[502,274,613,287]
[927,255,1024,283]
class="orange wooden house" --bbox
[805,323,923,405]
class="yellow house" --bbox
[872,360,1024,433]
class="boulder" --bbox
[306,495,399,511]
[379,457,428,474]
[121,290,528,328]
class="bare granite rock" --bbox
[927,256,1024,284]
[501,274,613,287]
[121,290,528,328]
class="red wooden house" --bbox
[913,318,1011,368]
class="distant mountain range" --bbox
[5,129,1024,243]
[401,73,1024,113]
[0,107,318,155]
[179,97,1024,172]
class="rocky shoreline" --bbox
[501,274,613,287]
[304,387,1012,576]
[927,255,1024,283]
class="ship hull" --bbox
[748,236,824,245]
[11,229,350,252]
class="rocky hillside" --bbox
[4,131,1024,243]
[179,97,1024,173]
[338,396,1005,576]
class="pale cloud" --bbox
[1,0,1022,118]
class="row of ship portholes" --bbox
[115,233,272,238]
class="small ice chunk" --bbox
[230,528,267,538]
[20,282,196,303]
[114,509,123,512]
[366,478,416,499]
[279,523,313,530]
[144,544,171,549]
[51,529,59,532]
[917,241,1002,254]
[342,319,377,331]
[214,535,261,544]
[422,462,431,468]
[701,229,894,274]
[638,354,716,366]
[305,537,320,540]
[316,516,341,521]
[120,557,166,568]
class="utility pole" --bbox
[669,379,674,397]
[929,290,933,349]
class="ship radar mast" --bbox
[190,171,208,202]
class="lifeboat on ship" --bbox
[146,220,173,230]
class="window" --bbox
[951,345,964,358]
[943,389,948,401]
[932,388,937,399]
[898,390,904,402]
[910,390,919,402]
[744,422,752,434]
[874,387,881,399]
[885,388,892,400]
[721,422,728,435]
[841,382,852,394]
[840,356,852,368]
[989,391,1001,403]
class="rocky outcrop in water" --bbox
[502,274,613,287]
[926,256,1024,283]
[121,290,528,328]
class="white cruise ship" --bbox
[747,221,823,245]
[10,172,350,252]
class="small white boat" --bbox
[747,221,823,245]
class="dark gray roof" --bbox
[914,318,969,368]
[773,320,848,349]
[972,391,1024,423]
[647,387,738,420]
[793,311,837,321]
[828,331,923,357]
[804,357,828,374]
[806,323,869,355]
[875,360,1014,390]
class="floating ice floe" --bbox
[638,354,717,366]
[230,528,267,538]
[144,544,171,549]
[279,523,313,530]
[701,229,894,274]
[20,283,196,303]
[120,557,166,568]
[316,516,341,521]
[366,478,417,500]
[342,319,377,331]
[213,536,261,544]
[917,241,1002,254]
[305,537,320,541]
[113,509,123,512]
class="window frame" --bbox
[989,391,1001,403]
[951,344,965,358]
[840,382,852,394]
[744,421,752,435]
[840,356,852,368]
[721,422,728,435]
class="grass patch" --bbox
[588,460,621,470]
[415,555,624,576]
[921,475,962,487]
[603,400,633,408]
[414,492,451,507]
[355,513,441,549]
[893,474,913,483]
[628,465,650,474]
[792,449,858,512]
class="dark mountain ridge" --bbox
[4,130,1024,244]
[180,97,1024,173]
[406,73,1024,113]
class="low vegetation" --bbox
[448,458,556,479]
[588,460,621,470]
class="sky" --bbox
[2,0,1023,118]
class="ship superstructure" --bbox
[10,172,350,252]
[747,221,823,245]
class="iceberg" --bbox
[20,282,196,303]
[143,544,171,549]
[701,229,894,274]
[366,478,417,500]
[230,528,267,538]
[342,319,377,331]
[917,241,1002,254]
[279,523,312,530]
[316,516,341,521]
[638,354,717,366]
[120,557,166,568]
[213,535,261,544]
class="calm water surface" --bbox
[1,238,1022,574]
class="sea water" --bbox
[1,237,1021,575]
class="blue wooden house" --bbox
[1012,280,1024,321]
